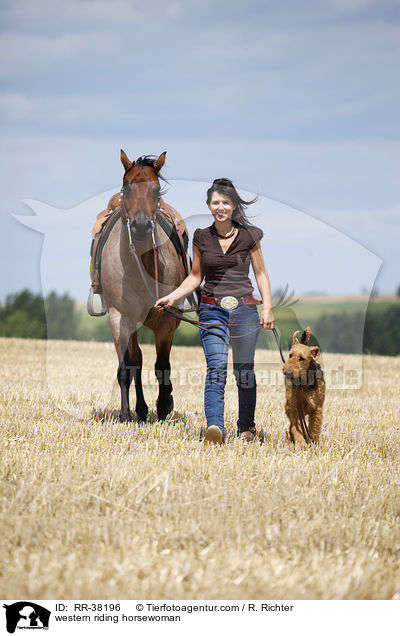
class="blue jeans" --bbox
[199,302,261,435]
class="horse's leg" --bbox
[127,331,148,422]
[117,346,133,422]
[154,329,175,421]
[109,309,140,422]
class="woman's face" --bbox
[208,191,235,224]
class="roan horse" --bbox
[94,150,187,422]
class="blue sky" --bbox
[0,0,399,299]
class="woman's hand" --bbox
[154,248,203,313]
[154,293,178,312]
[260,307,274,330]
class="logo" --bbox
[2,603,51,633]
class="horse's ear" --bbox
[120,149,133,172]
[154,151,166,173]
[292,330,300,345]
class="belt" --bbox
[201,295,262,310]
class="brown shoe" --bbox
[239,427,256,442]
[205,425,223,445]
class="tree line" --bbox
[0,289,399,356]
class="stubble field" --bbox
[0,337,399,599]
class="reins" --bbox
[122,188,161,300]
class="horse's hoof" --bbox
[157,395,174,421]
[136,403,148,422]
[119,409,132,422]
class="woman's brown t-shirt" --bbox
[192,223,263,298]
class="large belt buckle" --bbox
[220,296,239,310]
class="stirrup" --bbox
[87,287,107,316]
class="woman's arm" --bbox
[154,246,203,309]
[250,243,274,329]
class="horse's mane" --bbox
[136,155,158,168]
[134,155,168,195]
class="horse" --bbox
[95,150,187,422]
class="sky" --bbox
[0,0,399,300]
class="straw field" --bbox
[0,337,399,599]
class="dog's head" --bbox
[283,327,321,385]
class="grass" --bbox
[0,337,399,599]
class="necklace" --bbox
[215,226,236,239]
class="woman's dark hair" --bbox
[206,178,257,227]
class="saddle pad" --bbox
[90,209,122,293]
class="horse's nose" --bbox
[130,217,152,239]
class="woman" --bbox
[155,178,274,443]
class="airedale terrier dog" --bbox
[283,327,325,448]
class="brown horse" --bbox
[96,150,186,422]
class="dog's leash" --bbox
[294,381,312,444]
[272,327,285,363]
[165,305,313,445]
[271,327,312,444]
[159,296,312,444]
[130,243,312,444]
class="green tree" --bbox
[45,291,78,339]
[0,289,79,340]
[0,290,46,338]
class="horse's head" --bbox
[120,150,166,240]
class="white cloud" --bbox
[0,32,118,73]
[327,0,383,13]
[2,0,189,33]
[0,92,33,119]
[312,202,400,240]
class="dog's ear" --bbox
[292,330,300,345]
[300,326,311,345]
[310,346,320,359]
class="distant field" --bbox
[286,295,400,323]
[1,338,399,599]
[76,295,400,346]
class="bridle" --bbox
[121,183,162,300]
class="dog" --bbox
[283,327,325,448]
